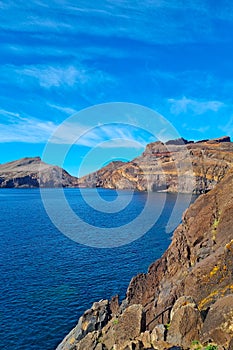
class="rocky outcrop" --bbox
[78,136,233,194]
[167,297,203,348]
[57,166,233,350]
[0,157,79,188]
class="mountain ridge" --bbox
[0,156,79,188]
[78,136,233,194]
[0,136,232,191]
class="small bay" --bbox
[0,189,195,350]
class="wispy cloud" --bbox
[168,97,225,115]
[47,103,77,115]
[0,110,57,143]
[51,122,154,148]
[0,1,232,45]
[18,65,87,88]
[0,109,153,148]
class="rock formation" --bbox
[1,136,233,192]
[0,157,79,188]
[78,136,233,194]
[57,163,233,349]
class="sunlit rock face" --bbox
[78,137,233,194]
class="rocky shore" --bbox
[57,155,233,349]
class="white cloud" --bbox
[50,122,153,148]
[47,103,77,115]
[168,97,225,115]
[19,66,83,88]
[0,0,232,45]
[0,110,57,143]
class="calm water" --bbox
[0,189,195,350]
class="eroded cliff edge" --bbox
[57,167,233,350]
[78,136,233,194]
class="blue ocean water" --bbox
[0,189,195,350]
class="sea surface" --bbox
[0,188,196,350]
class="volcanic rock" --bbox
[78,137,233,194]
[200,295,233,348]
[0,157,78,188]
[167,297,203,348]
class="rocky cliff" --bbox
[78,136,233,194]
[0,157,79,188]
[57,165,233,349]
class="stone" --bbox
[122,340,144,350]
[137,331,151,348]
[167,303,203,348]
[151,324,166,343]
[170,296,197,320]
[201,295,233,349]
[81,300,110,334]
[114,304,145,349]
[110,295,120,316]
[56,300,110,350]
[75,331,99,350]
[101,304,145,350]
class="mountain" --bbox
[0,157,79,188]
[78,136,233,194]
[56,158,233,350]
[1,136,232,191]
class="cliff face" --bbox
[78,137,233,194]
[0,157,79,188]
[57,167,233,350]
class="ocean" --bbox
[0,188,195,350]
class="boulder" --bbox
[101,304,145,350]
[167,297,203,348]
[56,300,110,350]
[76,331,99,350]
[170,296,197,320]
[110,295,120,316]
[201,295,233,349]
[137,331,151,348]
[151,324,166,343]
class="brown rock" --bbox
[137,331,151,348]
[167,303,203,348]
[126,168,233,331]
[78,137,233,194]
[56,300,110,350]
[101,304,145,350]
[110,295,120,316]
[75,331,99,350]
[170,296,197,321]
[151,324,166,343]
[201,295,233,348]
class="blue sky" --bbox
[0,0,233,175]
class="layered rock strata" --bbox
[78,137,233,194]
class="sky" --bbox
[0,0,233,176]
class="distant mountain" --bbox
[0,157,78,188]
[1,136,232,191]
[78,136,233,194]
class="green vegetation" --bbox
[191,340,218,350]
[204,345,218,350]
[191,340,202,350]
